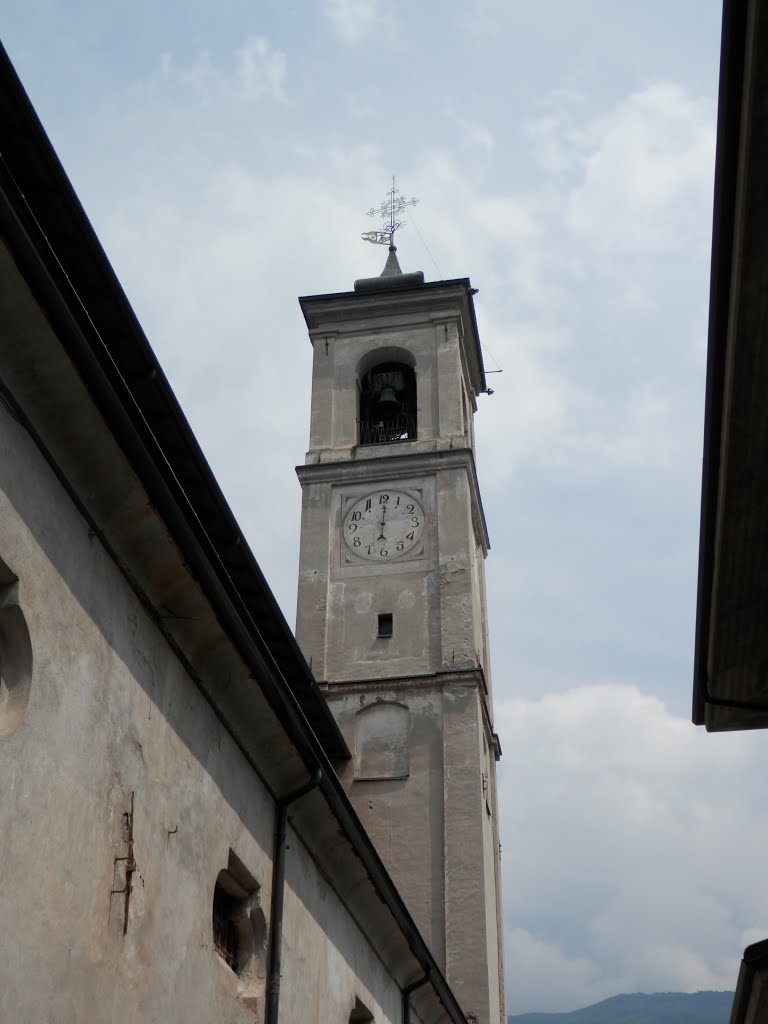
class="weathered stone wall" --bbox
[0,397,400,1024]
[297,463,487,685]
[327,678,501,1024]
[296,281,505,1023]
[306,319,471,460]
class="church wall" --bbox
[435,320,465,441]
[306,317,474,462]
[327,684,447,964]
[483,735,505,1022]
[280,822,402,1023]
[436,468,479,673]
[327,678,500,1024]
[324,470,439,682]
[0,397,402,1023]
[442,685,498,1024]
[298,279,504,1022]
[297,465,484,684]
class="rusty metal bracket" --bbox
[110,791,136,936]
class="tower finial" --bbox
[361,176,419,251]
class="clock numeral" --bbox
[406,503,414,513]
[379,494,389,504]
[396,542,404,552]
[410,517,420,527]
[353,537,361,547]
[366,545,373,555]
[395,496,401,507]
[348,523,357,532]
[365,498,372,511]
[352,511,362,521]
[406,531,414,541]
[379,548,388,558]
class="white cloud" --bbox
[473,317,581,484]
[527,90,589,176]
[565,83,715,253]
[151,35,287,103]
[236,35,287,101]
[496,686,768,1013]
[504,928,614,1014]
[446,107,495,153]
[324,0,380,44]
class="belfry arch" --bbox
[358,349,417,445]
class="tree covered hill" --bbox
[508,990,734,1024]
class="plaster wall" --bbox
[296,467,487,685]
[0,399,402,1024]
[441,684,499,1024]
[329,684,446,961]
[281,822,402,1023]
[327,680,501,1024]
[307,319,471,460]
[296,281,504,1023]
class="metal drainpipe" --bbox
[402,972,430,1024]
[265,768,323,1024]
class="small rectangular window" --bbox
[213,885,240,970]
[377,613,393,638]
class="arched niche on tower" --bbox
[354,700,410,780]
[357,347,418,446]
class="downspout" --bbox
[266,768,322,1024]
[402,972,429,1024]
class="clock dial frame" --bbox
[342,489,426,562]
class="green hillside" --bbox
[508,990,733,1023]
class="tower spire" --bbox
[380,245,402,277]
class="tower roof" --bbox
[354,244,426,293]
[380,243,402,276]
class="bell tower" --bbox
[295,230,505,1023]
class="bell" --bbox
[374,385,400,414]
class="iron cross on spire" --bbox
[361,177,419,246]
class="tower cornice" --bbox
[319,668,502,760]
[299,278,487,397]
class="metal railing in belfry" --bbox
[359,414,417,445]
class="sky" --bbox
[5,1,767,1016]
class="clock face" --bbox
[343,489,425,561]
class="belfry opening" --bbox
[359,361,417,445]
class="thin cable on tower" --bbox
[481,341,504,374]
[406,205,444,281]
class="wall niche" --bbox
[354,701,410,781]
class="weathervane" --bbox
[362,176,419,246]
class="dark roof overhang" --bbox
[730,938,768,1023]
[693,0,768,730]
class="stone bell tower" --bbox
[295,236,505,1023]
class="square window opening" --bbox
[212,850,266,988]
[213,884,241,971]
[377,613,393,639]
